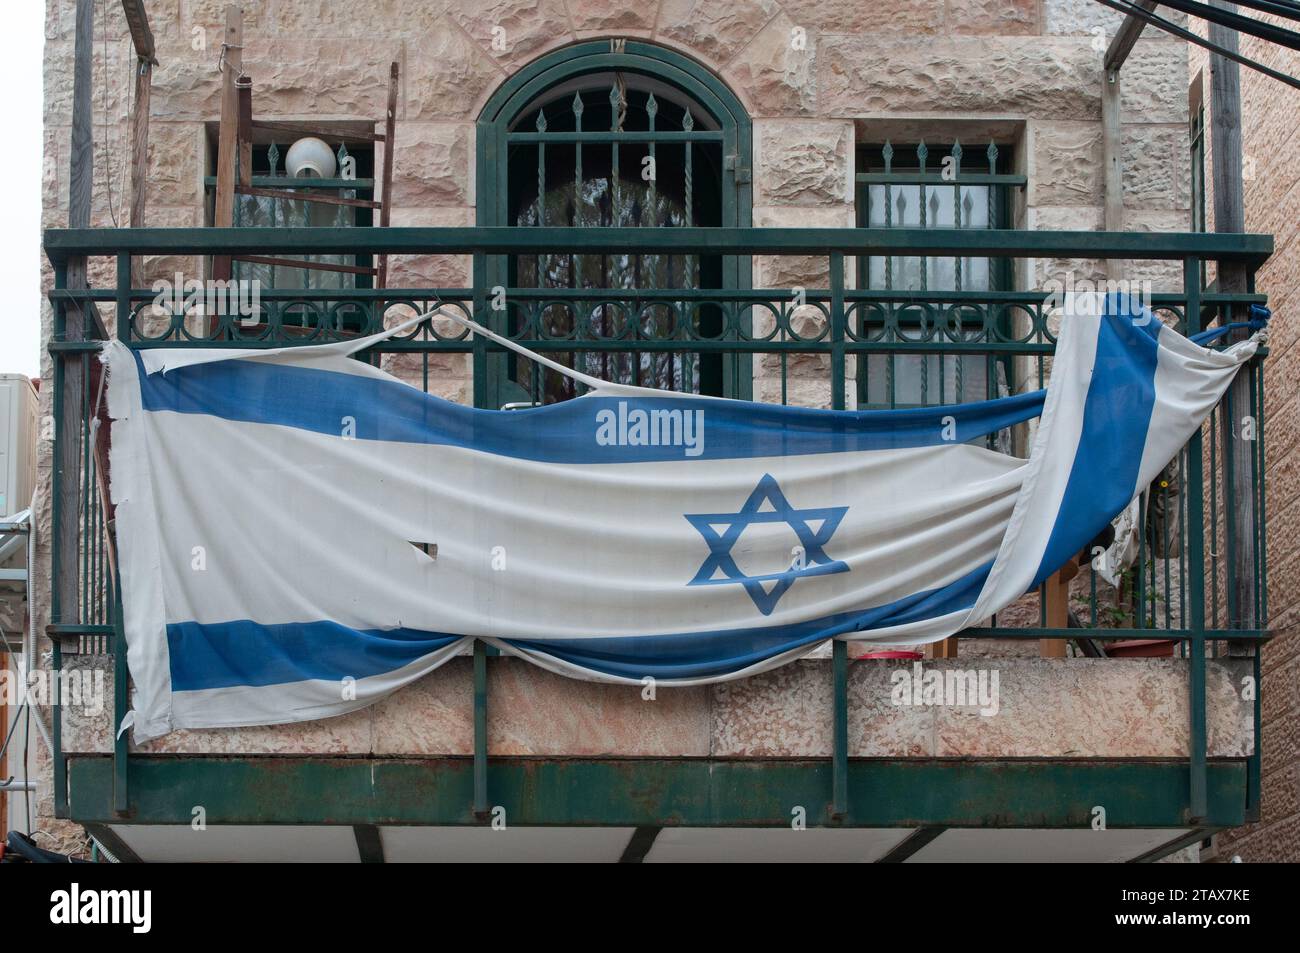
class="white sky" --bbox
[2,4,46,380]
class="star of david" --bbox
[684,473,850,616]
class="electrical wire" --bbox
[1230,0,1300,22]
[1153,0,1300,52]
[1092,0,1300,91]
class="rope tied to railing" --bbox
[1189,304,1272,346]
[360,303,635,396]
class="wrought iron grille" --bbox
[42,223,1273,821]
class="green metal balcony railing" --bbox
[42,225,1273,828]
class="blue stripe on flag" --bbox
[167,563,990,689]
[1031,299,1161,588]
[167,619,461,691]
[134,352,1045,463]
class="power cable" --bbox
[1092,0,1300,91]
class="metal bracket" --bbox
[725,154,752,185]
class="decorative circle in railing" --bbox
[785,302,830,343]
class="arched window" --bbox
[476,42,752,408]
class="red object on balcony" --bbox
[1105,639,1178,658]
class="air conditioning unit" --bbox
[0,374,37,518]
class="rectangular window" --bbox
[203,139,376,315]
[854,141,1017,412]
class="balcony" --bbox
[41,225,1273,862]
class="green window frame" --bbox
[854,141,1018,413]
[475,41,753,410]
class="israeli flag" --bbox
[103,296,1261,740]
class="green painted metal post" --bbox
[830,250,848,819]
[1249,646,1262,821]
[1188,623,1207,820]
[830,252,846,412]
[50,261,69,818]
[116,253,132,340]
[113,576,130,815]
[473,639,488,817]
[105,253,133,814]
[832,639,848,819]
[40,225,1274,264]
[470,248,489,817]
[51,640,67,817]
[1184,257,1207,823]
[471,252,488,410]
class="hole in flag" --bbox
[409,541,438,561]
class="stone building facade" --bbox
[32,0,1247,861]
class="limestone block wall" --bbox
[36,1,1196,854]
[40,0,1192,407]
[58,656,1255,760]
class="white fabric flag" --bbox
[103,296,1260,741]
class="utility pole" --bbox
[212,6,243,283]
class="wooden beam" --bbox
[67,0,94,247]
[128,58,152,230]
[1104,1,1159,72]
[1210,12,1246,251]
[58,0,94,647]
[234,184,380,209]
[237,76,252,189]
[120,0,156,64]
[1040,563,1078,658]
[929,636,957,658]
[1208,4,1256,643]
[1102,70,1124,278]
[123,0,157,264]
[378,61,398,289]
[212,6,243,282]
[249,120,386,144]
[231,254,377,276]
